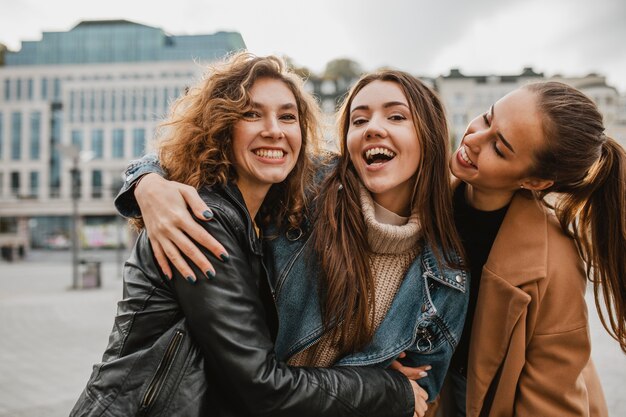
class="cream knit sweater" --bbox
[289,185,421,367]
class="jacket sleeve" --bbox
[113,153,165,218]
[513,236,593,416]
[169,205,415,417]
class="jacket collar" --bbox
[483,191,548,287]
[209,182,263,256]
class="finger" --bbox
[398,352,407,359]
[160,239,197,284]
[180,185,214,221]
[389,360,403,371]
[151,239,172,279]
[390,362,432,380]
[419,386,429,402]
[183,221,229,263]
[164,228,218,278]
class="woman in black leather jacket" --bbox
[71,53,426,417]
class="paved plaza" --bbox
[1,249,625,416]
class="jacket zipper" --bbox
[140,329,184,410]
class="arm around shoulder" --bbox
[171,204,415,417]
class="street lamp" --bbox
[57,144,94,289]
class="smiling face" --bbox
[346,80,421,215]
[450,88,552,207]
[231,77,302,197]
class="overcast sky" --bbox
[2,0,625,91]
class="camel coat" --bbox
[431,191,608,417]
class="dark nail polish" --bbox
[186,276,196,284]
[220,253,230,262]
[203,209,213,220]
[206,270,215,279]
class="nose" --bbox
[262,116,285,140]
[463,120,486,153]
[364,116,387,139]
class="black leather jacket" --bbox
[71,183,414,417]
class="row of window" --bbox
[0,110,146,161]
[1,169,113,199]
[70,127,146,159]
[67,86,184,123]
[0,111,42,161]
[2,73,194,102]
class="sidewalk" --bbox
[1,249,625,416]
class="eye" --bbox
[242,111,260,119]
[493,141,505,158]
[279,113,298,122]
[351,117,368,126]
[389,114,407,121]
[482,112,490,126]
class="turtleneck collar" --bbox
[359,182,422,254]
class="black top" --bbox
[451,182,510,376]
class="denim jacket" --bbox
[265,222,469,400]
[115,154,470,401]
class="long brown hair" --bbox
[525,81,626,352]
[309,71,464,356]
[151,52,321,230]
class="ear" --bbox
[520,177,553,191]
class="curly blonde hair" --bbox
[156,52,322,230]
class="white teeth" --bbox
[255,149,284,159]
[460,146,475,166]
[365,147,396,160]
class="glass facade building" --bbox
[0,20,245,249]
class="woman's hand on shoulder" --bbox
[135,173,228,280]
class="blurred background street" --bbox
[1,249,625,417]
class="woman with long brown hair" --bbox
[71,53,429,417]
[436,81,624,416]
[114,70,469,403]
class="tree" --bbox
[323,58,363,81]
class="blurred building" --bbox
[0,20,245,254]
[435,68,626,149]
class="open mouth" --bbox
[364,147,396,165]
[254,148,285,159]
[459,145,476,167]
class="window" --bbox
[10,171,20,196]
[112,129,125,158]
[0,112,3,160]
[71,129,83,151]
[16,78,22,100]
[4,79,9,100]
[41,78,48,100]
[30,171,39,197]
[30,112,41,160]
[11,112,22,160]
[92,170,103,199]
[27,78,34,100]
[91,129,104,159]
[53,78,61,101]
[132,128,145,157]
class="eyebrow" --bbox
[251,101,297,110]
[490,104,516,154]
[351,101,410,113]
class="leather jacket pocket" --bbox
[140,329,185,412]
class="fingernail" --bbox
[186,275,196,284]
[203,209,214,220]
[206,270,215,280]
[419,371,428,377]
[220,253,230,262]
[424,365,432,370]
